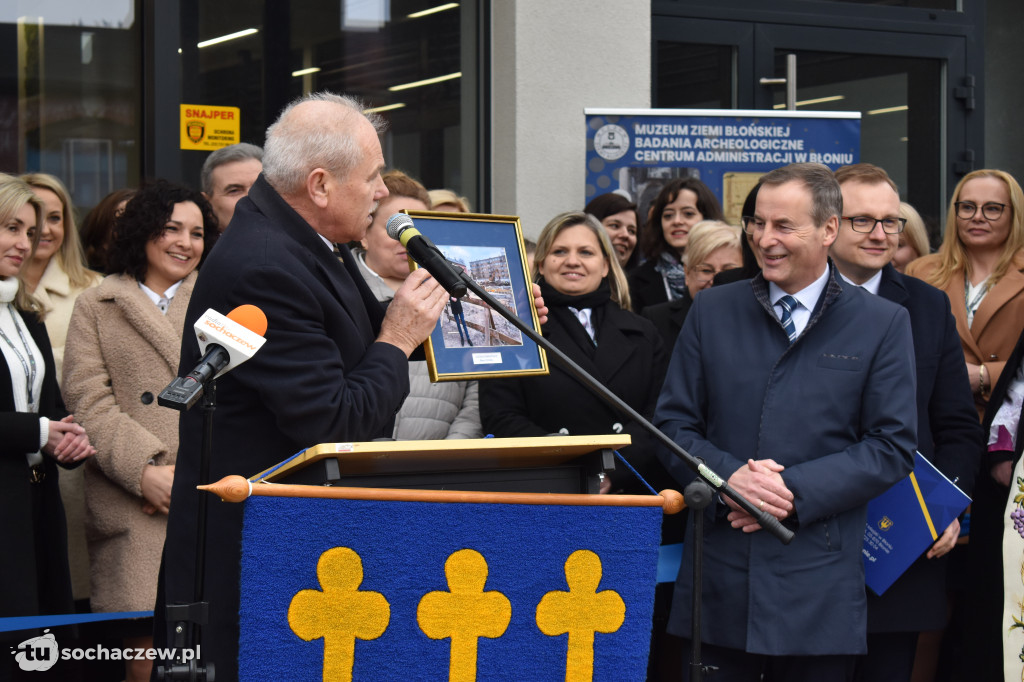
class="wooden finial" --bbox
[659,489,686,515]
[197,475,251,503]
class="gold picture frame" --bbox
[403,210,549,382]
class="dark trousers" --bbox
[853,631,917,682]
[680,640,857,682]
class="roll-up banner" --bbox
[585,108,861,224]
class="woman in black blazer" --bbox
[0,178,94,626]
[641,219,743,359]
[627,177,725,313]
[480,211,670,495]
[480,211,681,677]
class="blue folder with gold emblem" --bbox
[863,451,971,595]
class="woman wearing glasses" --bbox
[642,220,743,354]
[906,169,1024,420]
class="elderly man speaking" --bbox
[155,93,451,679]
[655,163,917,681]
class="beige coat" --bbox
[33,259,101,600]
[906,250,1024,418]
[34,258,101,383]
[62,272,194,612]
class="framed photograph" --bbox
[403,210,549,382]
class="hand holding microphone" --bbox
[377,268,450,357]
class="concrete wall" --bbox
[491,1,651,239]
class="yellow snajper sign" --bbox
[180,104,241,151]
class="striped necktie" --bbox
[777,295,798,343]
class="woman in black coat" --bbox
[481,211,681,678]
[479,211,669,495]
[627,177,724,313]
[0,178,95,626]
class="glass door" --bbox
[653,16,974,245]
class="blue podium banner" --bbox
[585,108,861,223]
[238,496,662,681]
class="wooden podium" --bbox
[247,434,632,494]
[205,436,682,681]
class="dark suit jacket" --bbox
[0,307,75,621]
[655,267,917,655]
[866,265,981,632]
[157,176,411,678]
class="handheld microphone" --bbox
[158,305,268,411]
[385,213,468,298]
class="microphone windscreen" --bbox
[385,213,414,240]
[226,304,268,337]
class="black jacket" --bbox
[157,176,411,678]
[0,307,75,622]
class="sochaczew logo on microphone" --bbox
[193,308,267,380]
[199,317,260,351]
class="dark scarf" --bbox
[538,277,612,357]
[654,251,688,301]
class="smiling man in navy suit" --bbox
[831,163,981,682]
[656,163,918,681]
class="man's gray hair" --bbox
[760,162,843,228]
[200,142,264,194]
[262,92,386,196]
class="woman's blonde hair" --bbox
[428,189,471,213]
[682,220,743,270]
[898,202,930,263]
[21,172,96,289]
[0,176,44,312]
[533,211,632,311]
[923,169,1024,289]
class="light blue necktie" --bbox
[777,295,798,343]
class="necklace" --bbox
[0,303,38,404]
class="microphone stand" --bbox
[684,478,716,682]
[455,270,794,677]
[155,380,216,681]
[456,270,793,544]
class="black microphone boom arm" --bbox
[459,270,794,545]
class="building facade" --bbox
[1,0,1018,242]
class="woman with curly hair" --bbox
[62,180,217,682]
[627,177,725,313]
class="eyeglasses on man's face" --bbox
[842,216,906,234]
[955,201,1006,221]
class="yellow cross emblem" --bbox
[417,548,512,681]
[288,547,390,682]
[536,549,625,681]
